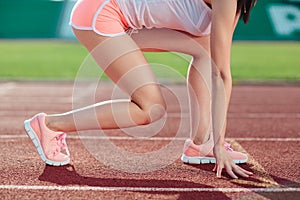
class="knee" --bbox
[149,103,167,123]
[130,84,167,125]
[142,102,167,125]
[212,68,232,83]
[220,72,232,85]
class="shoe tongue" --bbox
[39,114,61,135]
[198,139,214,156]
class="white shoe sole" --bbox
[24,117,70,166]
[181,154,248,164]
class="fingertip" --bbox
[246,171,253,175]
[231,174,238,179]
[213,165,217,172]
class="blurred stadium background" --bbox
[1,0,300,40]
[0,0,299,81]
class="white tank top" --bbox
[116,0,212,36]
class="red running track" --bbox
[0,81,299,199]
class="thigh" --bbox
[73,29,165,109]
[137,30,210,59]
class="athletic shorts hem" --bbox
[70,0,129,37]
[70,23,127,37]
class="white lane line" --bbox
[228,113,300,119]
[0,185,299,193]
[2,112,299,119]
[228,137,300,142]
[0,82,16,95]
[1,135,300,142]
[0,97,72,104]
[229,140,279,188]
[134,112,297,119]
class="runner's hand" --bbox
[212,145,253,179]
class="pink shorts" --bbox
[70,0,129,37]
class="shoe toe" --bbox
[47,152,69,162]
[230,151,248,163]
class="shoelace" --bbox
[224,142,233,151]
[185,140,233,151]
[56,133,70,156]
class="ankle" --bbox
[193,134,211,145]
[44,116,60,132]
[193,138,207,146]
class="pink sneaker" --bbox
[24,113,70,166]
[181,139,248,164]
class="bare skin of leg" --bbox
[45,29,166,132]
[45,29,212,147]
[182,34,232,146]
[186,35,212,145]
[188,34,233,146]
[137,29,232,147]
[141,32,212,146]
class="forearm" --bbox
[211,66,232,146]
[213,74,232,146]
[210,31,233,146]
[210,0,236,146]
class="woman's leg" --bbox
[46,29,166,132]
[138,30,212,145]
[189,35,233,146]
[186,35,212,145]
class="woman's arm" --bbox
[210,0,237,146]
[210,0,252,178]
[211,0,236,74]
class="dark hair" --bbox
[237,0,258,24]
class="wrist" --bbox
[214,140,225,148]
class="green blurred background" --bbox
[0,0,299,82]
